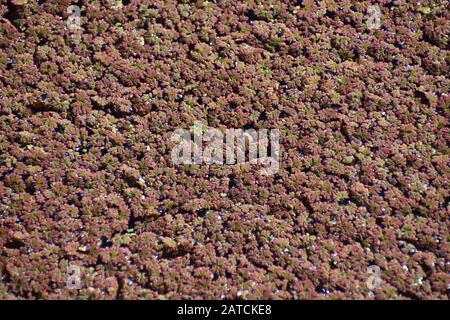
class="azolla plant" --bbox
[0,0,448,299]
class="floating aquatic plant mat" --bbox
[0,0,448,299]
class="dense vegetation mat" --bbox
[0,0,448,299]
